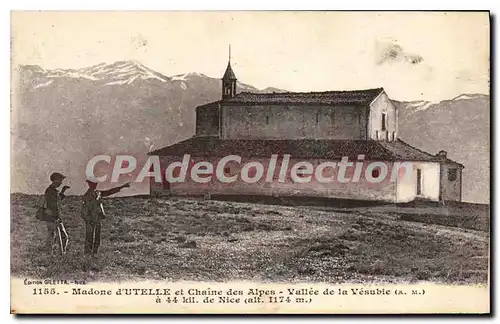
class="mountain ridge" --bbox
[18,61,288,94]
[19,61,489,101]
[12,61,490,203]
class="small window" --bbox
[212,113,218,126]
[330,110,335,124]
[381,113,386,131]
[372,168,380,178]
[448,168,457,181]
[266,116,269,124]
[316,111,319,125]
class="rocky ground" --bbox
[10,194,489,284]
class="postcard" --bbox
[10,11,490,314]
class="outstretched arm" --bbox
[59,186,70,200]
[100,182,131,197]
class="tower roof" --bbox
[223,62,237,80]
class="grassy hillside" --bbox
[11,194,489,284]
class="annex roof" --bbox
[149,136,464,167]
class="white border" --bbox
[2,1,497,322]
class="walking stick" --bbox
[51,229,57,254]
[60,223,69,253]
[56,225,64,256]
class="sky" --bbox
[11,11,490,101]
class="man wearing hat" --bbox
[44,172,70,254]
[81,177,130,256]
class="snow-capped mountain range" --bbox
[13,61,490,203]
[24,60,170,89]
[400,94,488,113]
[22,60,282,93]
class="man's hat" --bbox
[50,172,66,182]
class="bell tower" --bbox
[222,45,237,100]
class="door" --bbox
[416,169,422,196]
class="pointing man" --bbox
[81,178,131,256]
